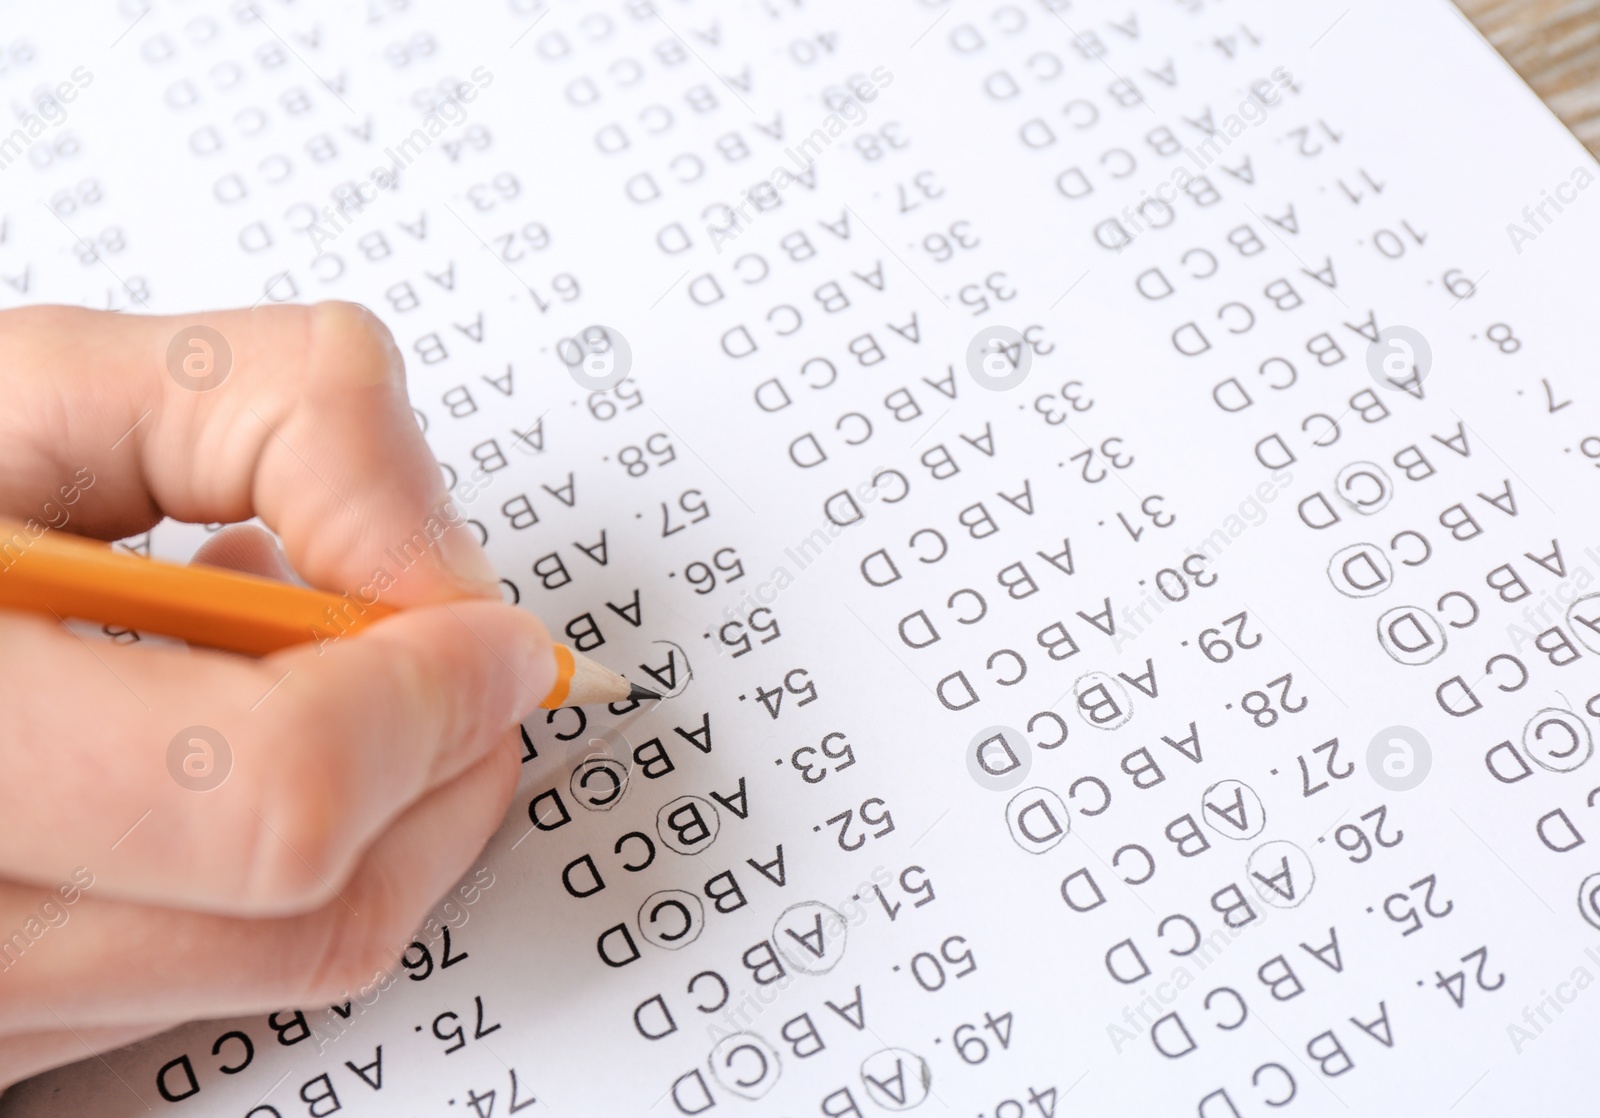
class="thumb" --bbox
[270,600,556,809]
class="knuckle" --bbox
[316,300,401,384]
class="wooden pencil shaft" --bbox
[0,520,641,707]
[0,519,388,655]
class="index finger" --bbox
[0,599,553,914]
[0,301,496,606]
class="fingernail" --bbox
[468,607,558,727]
[435,518,501,598]
[509,639,559,726]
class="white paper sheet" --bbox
[4,0,1600,1113]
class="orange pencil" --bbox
[0,518,658,709]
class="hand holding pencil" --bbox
[0,301,595,1089]
[0,516,659,707]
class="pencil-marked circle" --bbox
[772,900,848,975]
[1071,671,1133,729]
[1579,873,1600,931]
[637,889,704,950]
[1523,708,1593,773]
[656,794,720,855]
[1201,779,1266,840]
[1005,787,1070,853]
[860,1049,932,1111]
[1328,543,1392,598]
[1566,594,1600,654]
[1375,605,1447,665]
[708,1032,782,1100]
[644,639,692,700]
[1247,839,1315,908]
[1334,461,1392,515]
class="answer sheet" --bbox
[4,0,1600,1113]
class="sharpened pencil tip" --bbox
[628,682,663,702]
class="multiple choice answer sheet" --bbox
[4,0,1600,1113]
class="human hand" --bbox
[0,302,551,1090]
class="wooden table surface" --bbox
[1458,0,1600,154]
